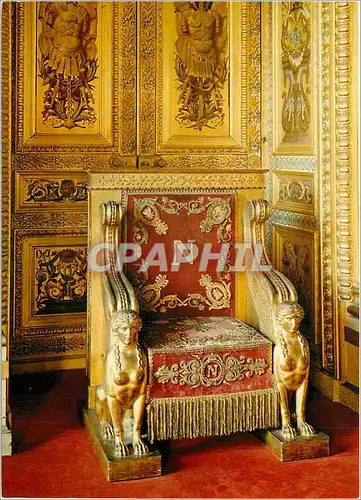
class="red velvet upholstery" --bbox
[124,192,236,318]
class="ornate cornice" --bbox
[335,2,353,301]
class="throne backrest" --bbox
[122,191,237,319]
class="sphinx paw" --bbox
[114,437,129,457]
[133,436,149,456]
[100,421,114,440]
[298,420,316,436]
[282,422,297,440]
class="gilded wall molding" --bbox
[138,154,249,170]
[88,172,266,191]
[12,153,137,171]
[272,156,317,172]
[320,2,336,373]
[139,2,156,156]
[270,210,318,232]
[118,2,137,155]
[14,213,88,230]
[335,2,354,302]
[1,2,12,343]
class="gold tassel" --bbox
[147,389,279,442]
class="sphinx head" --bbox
[275,301,304,334]
[110,310,143,346]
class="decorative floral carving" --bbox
[155,353,268,387]
[25,179,87,204]
[35,247,87,315]
[281,2,311,141]
[279,179,312,204]
[174,2,228,130]
[38,2,98,129]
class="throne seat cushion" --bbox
[142,317,279,441]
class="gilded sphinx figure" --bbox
[274,302,315,440]
[174,1,228,130]
[38,2,98,129]
[96,310,149,457]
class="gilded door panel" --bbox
[12,232,87,365]
[271,2,317,156]
[15,2,137,156]
[138,2,261,169]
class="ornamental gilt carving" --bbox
[155,353,268,387]
[26,179,87,204]
[281,2,311,141]
[35,247,87,314]
[279,179,312,205]
[38,2,98,129]
[174,1,228,130]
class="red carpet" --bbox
[2,369,359,498]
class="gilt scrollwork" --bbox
[174,1,228,130]
[26,179,87,204]
[133,196,232,245]
[134,273,230,313]
[281,2,311,141]
[38,2,98,129]
[35,247,87,314]
[155,353,268,388]
[279,179,312,205]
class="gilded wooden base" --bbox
[258,429,330,462]
[83,409,162,482]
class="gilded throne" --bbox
[86,177,310,454]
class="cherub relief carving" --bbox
[174,1,228,130]
[38,2,98,129]
[274,302,315,440]
[96,310,149,457]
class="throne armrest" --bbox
[244,199,298,344]
[100,201,139,325]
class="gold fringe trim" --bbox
[147,389,279,442]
